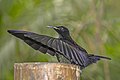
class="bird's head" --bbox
[47,26,70,38]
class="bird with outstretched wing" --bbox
[8,26,111,69]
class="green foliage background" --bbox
[0,0,120,80]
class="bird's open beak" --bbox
[47,26,59,29]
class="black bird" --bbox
[7,26,111,69]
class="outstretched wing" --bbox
[24,31,89,67]
[8,30,56,56]
[8,30,89,67]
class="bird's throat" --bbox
[59,34,74,42]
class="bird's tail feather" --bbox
[88,54,111,63]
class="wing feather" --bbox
[24,33,56,55]
[24,39,40,50]
[24,32,88,66]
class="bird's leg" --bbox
[56,53,71,63]
[56,54,61,62]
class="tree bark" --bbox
[14,62,80,80]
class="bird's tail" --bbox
[88,54,111,63]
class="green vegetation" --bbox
[0,0,120,80]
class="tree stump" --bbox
[14,62,80,80]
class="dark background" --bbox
[0,0,120,80]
